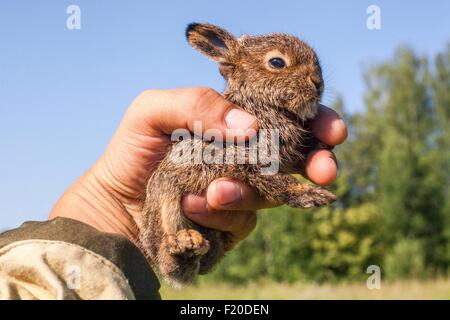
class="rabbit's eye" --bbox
[268,57,286,69]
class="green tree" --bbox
[431,44,450,266]
[364,47,448,272]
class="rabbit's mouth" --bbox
[300,100,320,120]
[279,100,319,123]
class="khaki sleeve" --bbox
[0,218,161,300]
[0,239,136,300]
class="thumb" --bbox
[124,87,258,141]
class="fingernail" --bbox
[225,109,257,130]
[216,180,242,206]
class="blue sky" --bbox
[0,0,449,230]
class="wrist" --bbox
[49,163,139,242]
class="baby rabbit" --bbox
[138,23,336,287]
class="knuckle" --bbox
[130,89,161,113]
[137,89,159,101]
[188,87,229,116]
[189,87,217,100]
[124,93,153,127]
[191,87,217,107]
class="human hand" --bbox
[50,88,347,247]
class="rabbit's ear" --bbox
[186,23,236,62]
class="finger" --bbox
[304,149,338,186]
[182,198,257,241]
[127,87,258,141]
[206,178,281,211]
[310,104,348,146]
[181,194,209,215]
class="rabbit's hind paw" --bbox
[166,229,210,257]
[286,184,336,208]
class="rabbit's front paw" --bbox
[166,229,210,257]
[286,184,336,208]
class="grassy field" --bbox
[161,278,450,300]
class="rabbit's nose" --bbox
[310,76,324,95]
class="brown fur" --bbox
[137,23,336,287]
